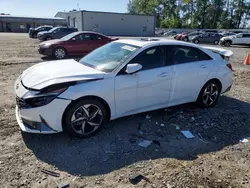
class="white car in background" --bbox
[15,38,233,138]
[220,33,250,47]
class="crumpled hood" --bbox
[21,59,105,90]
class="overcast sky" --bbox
[1,0,129,17]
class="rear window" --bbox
[169,45,212,64]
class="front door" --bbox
[130,46,173,111]
[168,45,214,106]
[115,46,173,116]
[232,34,244,45]
[66,33,92,55]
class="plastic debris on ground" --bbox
[181,131,195,139]
[171,123,180,130]
[129,174,150,185]
[240,138,249,143]
[191,117,195,121]
[160,123,165,127]
[138,140,152,148]
[145,114,152,119]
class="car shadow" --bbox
[41,55,83,62]
[22,96,250,176]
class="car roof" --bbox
[74,31,109,37]
[115,38,200,48]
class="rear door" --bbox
[90,34,111,50]
[168,45,214,106]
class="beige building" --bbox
[55,10,155,37]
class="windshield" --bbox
[61,32,77,41]
[79,42,140,72]
[48,27,59,32]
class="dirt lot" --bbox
[0,33,250,188]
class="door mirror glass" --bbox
[125,63,142,74]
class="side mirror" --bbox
[125,63,142,74]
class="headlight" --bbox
[43,43,51,47]
[23,87,68,108]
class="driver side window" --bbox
[129,46,165,71]
[75,34,91,41]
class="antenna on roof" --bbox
[77,0,80,10]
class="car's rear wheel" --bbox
[63,99,108,138]
[197,80,221,108]
[214,40,219,45]
[53,47,67,59]
[224,41,231,47]
[183,37,188,42]
[194,39,199,44]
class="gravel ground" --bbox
[0,33,250,188]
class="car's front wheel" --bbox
[183,37,188,42]
[63,99,108,138]
[53,47,67,59]
[224,41,231,47]
[197,80,221,108]
[194,39,199,44]
[214,40,219,45]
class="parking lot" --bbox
[0,32,250,188]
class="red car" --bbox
[174,32,189,40]
[38,31,118,59]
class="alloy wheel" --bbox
[184,38,188,42]
[214,40,219,45]
[202,84,219,106]
[71,104,103,136]
[54,48,66,59]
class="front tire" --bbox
[63,99,108,138]
[183,37,188,42]
[53,47,67,59]
[194,39,199,44]
[224,41,231,47]
[197,81,221,108]
[214,40,219,45]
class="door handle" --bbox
[158,72,170,78]
[200,65,207,69]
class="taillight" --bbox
[226,63,233,71]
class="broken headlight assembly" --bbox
[23,87,68,108]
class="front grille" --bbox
[16,96,30,108]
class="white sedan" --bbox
[15,39,233,138]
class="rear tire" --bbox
[197,80,221,108]
[183,37,188,42]
[63,99,108,138]
[53,47,67,59]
